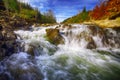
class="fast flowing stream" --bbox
[0,24,120,80]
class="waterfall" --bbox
[0,24,120,80]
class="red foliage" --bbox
[105,0,120,14]
[90,0,120,20]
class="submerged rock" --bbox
[0,53,43,80]
[46,28,64,45]
[0,73,11,80]
[62,24,72,29]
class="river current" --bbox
[0,24,120,80]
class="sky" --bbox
[19,0,100,22]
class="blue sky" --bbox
[19,0,100,22]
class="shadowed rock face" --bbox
[0,9,33,60]
[0,0,6,11]
[0,25,18,61]
[46,28,64,45]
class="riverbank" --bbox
[83,17,120,28]
[0,10,34,60]
[93,18,120,28]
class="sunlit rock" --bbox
[46,28,64,45]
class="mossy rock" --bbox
[97,50,111,55]
[46,28,64,45]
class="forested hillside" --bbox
[63,0,120,24]
[2,0,56,24]
[90,0,120,20]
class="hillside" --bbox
[1,0,56,24]
[63,0,120,27]
[62,7,90,23]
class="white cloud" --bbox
[56,14,73,22]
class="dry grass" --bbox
[93,17,120,28]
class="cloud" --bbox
[56,13,74,22]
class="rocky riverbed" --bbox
[0,10,34,60]
[0,24,120,80]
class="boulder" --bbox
[26,46,34,56]
[86,37,96,49]
[0,41,18,60]
[46,28,64,45]
[77,31,96,49]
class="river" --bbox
[0,24,120,80]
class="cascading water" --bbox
[0,24,120,80]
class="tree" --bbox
[34,8,42,23]
[43,10,56,23]
[90,0,120,20]
[90,1,107,19]
[82,6,86,13]
[3,0,19,13]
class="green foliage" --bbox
[18,9,36,20]
[2,0,56,24]
[3,0,19,12]
[42,10,56,23]
[20,3,33,10]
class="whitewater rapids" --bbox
[0,24,120,80]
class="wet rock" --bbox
[0,73,11,80]
[0,30,18,60]
[26,46,34,56]
[87,25,104,36]
[0,10,34,60]
[112,27,120,33]
[62,24,72,29]
[5,32,16,40]
[0,41,18,58]
[97,50,111,55]
[46,28,64,45]
[5,53,43,80]
[87,37,96,49]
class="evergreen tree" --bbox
[82,6,86,13]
